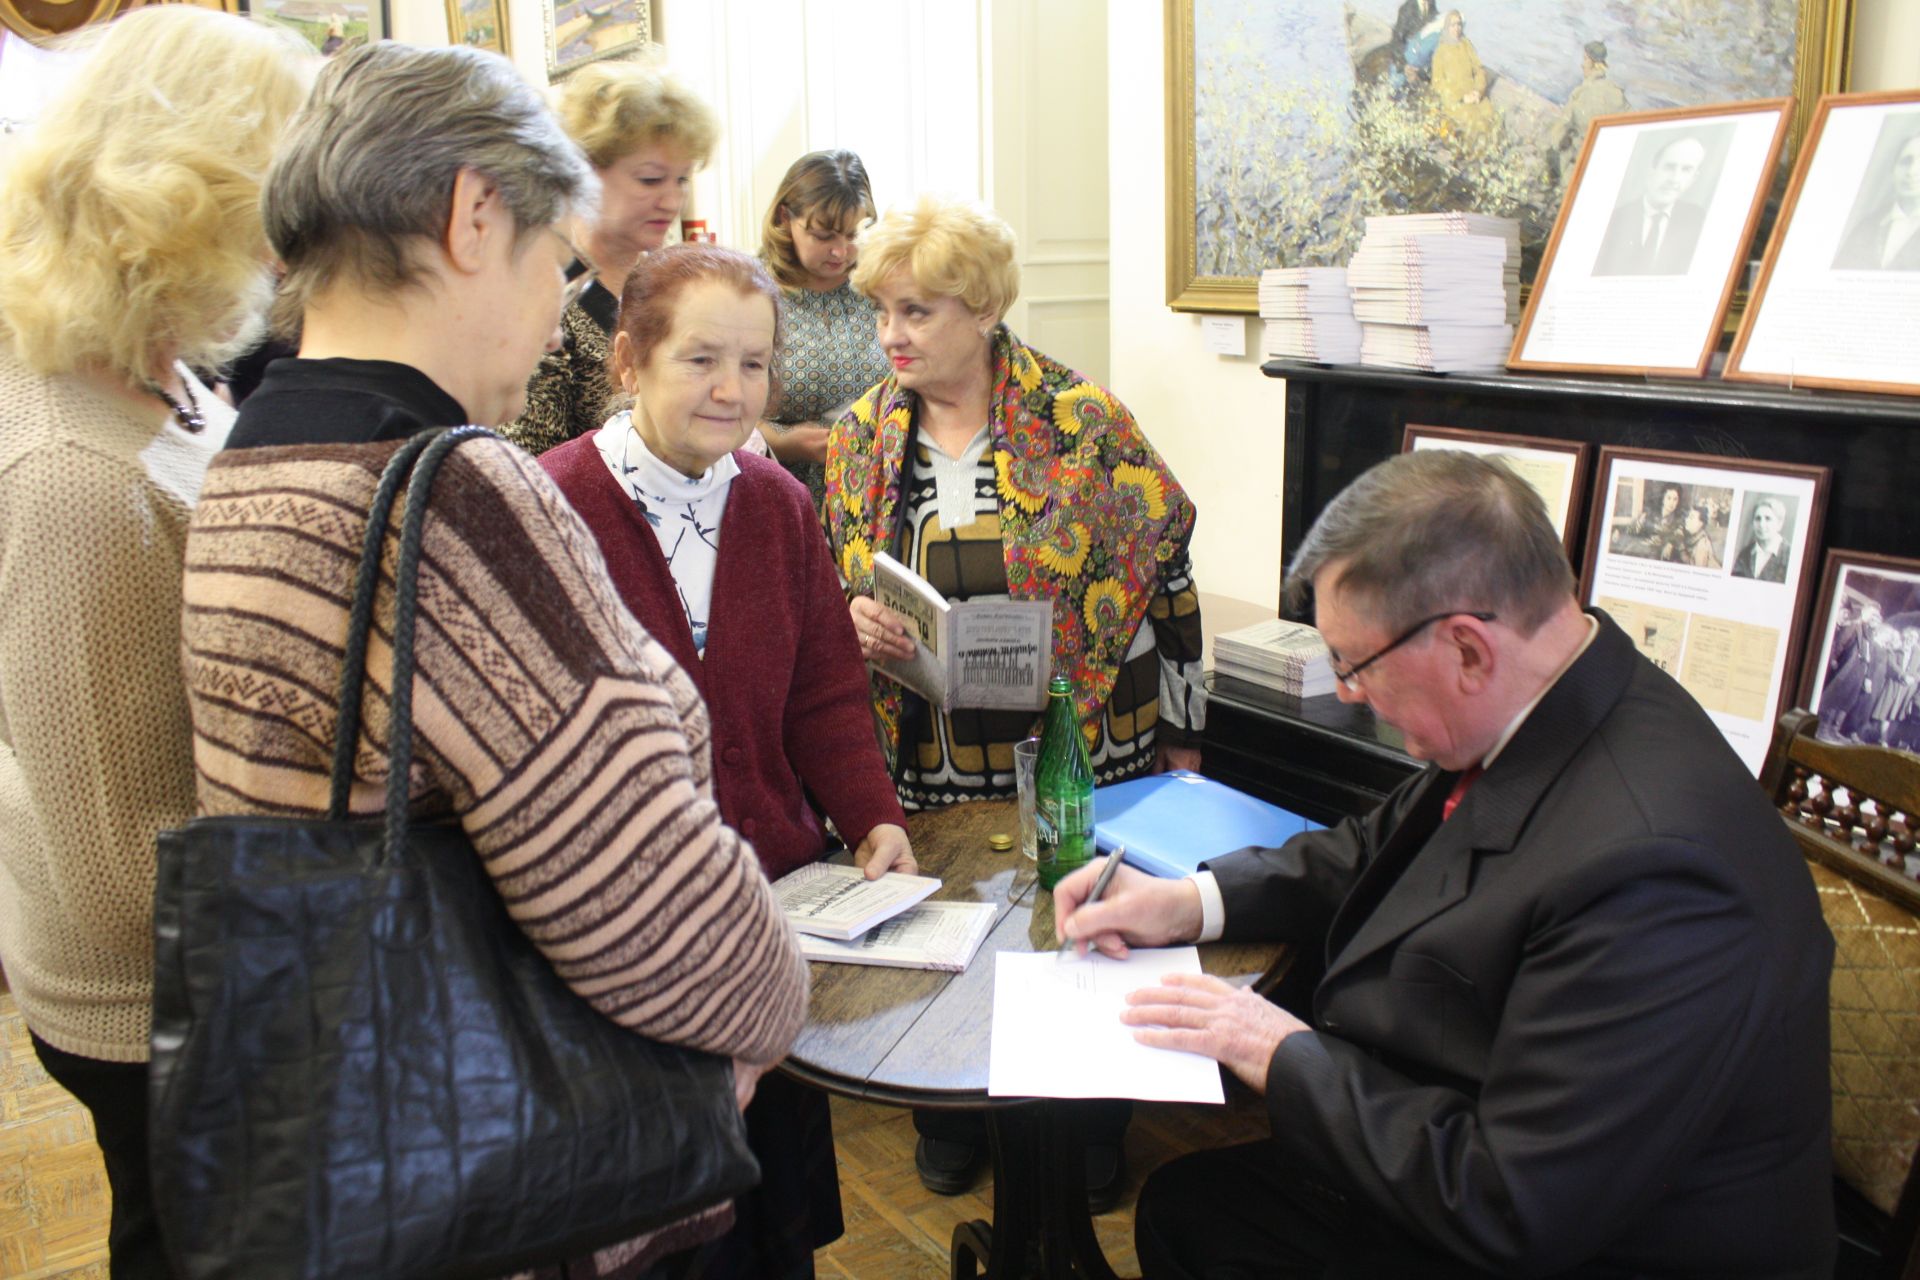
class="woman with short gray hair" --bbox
[192,42,808,1278]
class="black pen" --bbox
[1059,847,1125,960]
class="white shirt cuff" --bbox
[1190,870,1225,943]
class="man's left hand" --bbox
[1122,973,1308,1094]
[855,823,916,878]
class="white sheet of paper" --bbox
[987,947,1225,1103]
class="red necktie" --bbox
[1442,764,1484,822]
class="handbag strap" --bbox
[326,432,441,820]
[323,427,492,841]
[383,426,491,858]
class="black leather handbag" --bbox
[150,428,758,1280]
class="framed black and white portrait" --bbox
[1798,551,1920,750]
[1729,89,1920,395]
[1510,99,1791,377]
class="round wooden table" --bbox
[783,799,1289,1280]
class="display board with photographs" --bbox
[1580,447,1828,775]
[1510,100,1791,376]
[1798,550,1920,751]
[1728,90,1920,395]
[1401,425,1590,559]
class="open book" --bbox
[796,900,999,972]
[870,551,1052,712]
[771,862,940,941]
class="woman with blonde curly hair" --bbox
[501,59,719,454]
[0,8,313,1275]
[822,195,1204,1203]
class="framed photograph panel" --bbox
[1580,446,1829,775]
[1401,424,1590,558]
[446,0,507,55]
[1510,100,1791,376]
[1797,550,1920,750]
[1728,90,1920,395]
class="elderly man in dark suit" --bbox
[1058,450,1835,1278]
[1593,132,1711,276]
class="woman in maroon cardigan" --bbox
[541,243,912,1280]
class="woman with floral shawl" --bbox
[825,194,1204,810]
[822,195,1204,1202]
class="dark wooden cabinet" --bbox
[1201,360,1920,823]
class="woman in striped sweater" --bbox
[183,43,807,1279]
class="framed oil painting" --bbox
[1510,99,1791,376]
[1728,89,1920,395]
[1164,0,1856,313]
[244,0,386,56]
[1579,446,1828,775]
[1798,549,1920,749]
[446,0,506,55]
[544,0,647,80]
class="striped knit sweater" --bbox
[182,434,808,1067]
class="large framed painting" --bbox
[544,0,647,80]
[1164,0,1856,314]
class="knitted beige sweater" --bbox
[0,345,232,1062]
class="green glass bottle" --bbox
[1034,674,1095,890]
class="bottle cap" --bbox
[988,833,1014,851]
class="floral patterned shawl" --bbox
[822,325,1196,759]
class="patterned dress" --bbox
[499,281,621,456]
[767,281,885,509]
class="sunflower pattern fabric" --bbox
[822,325,1202,793]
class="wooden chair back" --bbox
[1761,708,1920,1279]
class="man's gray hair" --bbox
[264,42,597,332]
[1284,450,1575,635]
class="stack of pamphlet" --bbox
[1212,618,1337,698]
[1257,267,1361,364]
[1348,213,1519,373]
[770,862,997,973]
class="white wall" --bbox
[1105,0,1920,623]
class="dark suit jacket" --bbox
[1831,209,1920,270]
[1732,534,1790,582]
[1206,613,1834,1277]
[1593,197,1709,276]
[541,438,906,880]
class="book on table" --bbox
[795,900,1000,972]
[1092,771,1323,880]
[870,550,1052,712]
[770,862,941,941]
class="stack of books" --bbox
[1212,618,1338,698]
[1257,267,1361,364]
[1347,213,1519,373]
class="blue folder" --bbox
[1092,771,1322,879]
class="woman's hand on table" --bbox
[855,823,916,878]
[760,420,830,465]
[849,596,915,662]
[1054,859,1202,960]
[1121,973,1309,1094]
[730,1057,772,1111]
[1155,743,1201,774]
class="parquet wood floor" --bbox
[0,990,1265,1279]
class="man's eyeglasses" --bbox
[1327,610,1497,691]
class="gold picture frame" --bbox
[543,0,647,81]
[1164,0,1857,314]
[446,0,507,55]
